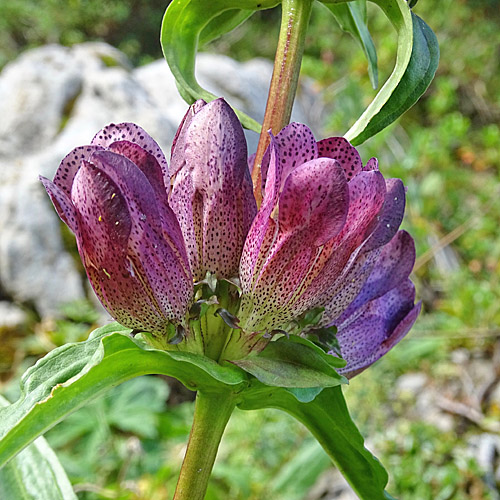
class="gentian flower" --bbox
[236,122,421,375]
[41,98,420,376]
[40,123,194,340]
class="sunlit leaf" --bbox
[239,384,393,500]
[232,340,347,388]
[0,395,77,500]
[0,323,247,468]
[345,0,439,144]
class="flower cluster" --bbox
[41,99,420,377]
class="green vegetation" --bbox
[1,0,499,498]
[0,0,168,68]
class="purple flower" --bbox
[169,99,257,280]
[40,123,194,335]
[237,123,420,375]
[41,99,419,376]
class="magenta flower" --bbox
[41,98,419,375]
[40,124,194,336]
[169,99,257,280]
[237,122,420,375]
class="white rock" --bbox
[0,301,27,328]
[0,177,85,317]
[135,52,319,154]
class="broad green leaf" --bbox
[324,0,379,89]
[277,333,346,369]
[0,323,247,468]
[199,9,253,47]
[343,0,411,142]
[161,0,279,132]
[345,1,439,144]
[0,395,77,500]
[239,383,393,500]
[232,340,347,388]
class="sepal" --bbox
[231,335,347,388]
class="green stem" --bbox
[173,390,236,500]
[252,0,313,202]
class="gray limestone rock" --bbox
[0,301,27,329]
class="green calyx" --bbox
[138,271,347,395]
[142,272,244,361]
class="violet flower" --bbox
[40,123,194,338]
[237,122,420,375]
[41,98,419,376]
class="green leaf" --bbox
[285,386,324,403]
[160,0,279,132]
[0,323,248,468]
[232,340,347,388]
[239,384,393,500]
[276,334,346,369]
[0,395,77,500]
[345,1,439,144]
[324,0,379,89]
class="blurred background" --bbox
[0,0,499,498]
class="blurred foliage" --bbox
[1,0,500,498]
[0,0,170,68]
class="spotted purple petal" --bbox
[317,136,362,181]
[71,152,192,330]
[363,178,406,252]
[260,123,318,195]
[92,122,169,182]
[42,122,194,335]
[53,145,103,196]
[292,168,387,315]
[71,162,165,331]
[302,180,407,324]
[364,157,378,171]
[170,99,207,177]
[169,98,257,280]
[240,125,321,292]
[337,280,421,378]
[40,176,79,233]
[239,157,349,330]
[278,158,348,246]
[337,230,415,324]
[240,124,399,334]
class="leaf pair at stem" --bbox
[0,325,393,499]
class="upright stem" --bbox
[252,0,313,203]
[173,390,236,500]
